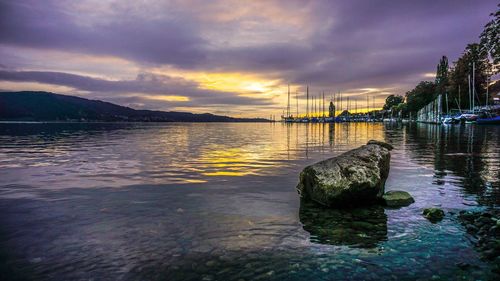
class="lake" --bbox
[0,122,498,280]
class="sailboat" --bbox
[300,85,310,123]
[283,84,294,122]
[310,95,319,123]
[476,76,500,125]
[459,63,479,123]
[477,113,500,124]
[442,93,460,124]
[442,116,459,124]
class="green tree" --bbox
[393,103,408,118]
[448,43,492,109]
[480,4,499,69]
[435,56,449,95]
[383,95,404,110]
[405,81,436,114]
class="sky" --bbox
[0,0,497,118]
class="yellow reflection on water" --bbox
[189,123,386,178]
[0,122,390,189]
[197,146,271,177]
[202,171,249,177]
[183,179,208,183]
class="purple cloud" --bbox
[0,0,498,115]
[0,0,206,67]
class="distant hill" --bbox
[0,91,268,122]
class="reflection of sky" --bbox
[1,122,498,204]
[0,123,386,189]
[0,122,499,279]
[0,123,497,202]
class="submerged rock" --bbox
[458,210,500,263]
[296,140,393,208]
[423,208,445,223]
[455,262,471,270]
[382,191,414,207]
[299,200,387,248]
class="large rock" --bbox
[296,140,393,208]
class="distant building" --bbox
[329,101,335,117]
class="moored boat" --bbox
[459,113,478,123]
[442,115,460,124]
[477,116,500,124]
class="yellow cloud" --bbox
[0,81,76,93]
[151,67,295,100]
[187,72,282,95]
[143,95,190,102]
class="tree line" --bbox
[382,4,499,118]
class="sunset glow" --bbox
[0,0,497,118]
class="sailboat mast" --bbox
[315,95,318,117]
[317,94,319,117]
[347,97,350,113]
[313,95,315,117]
[296,90,299,117]
[313,96,315,117]
[458,85,461,109]
[468,74,471,112]
[336,92,338,110]
[367,95,369,118]
[445,92,449,115]
[486,75,489,107]
[322,92,325,117]
[333,92,336,116]
[306,86,309,118]
[340,92,342,113]
[312,95,314,117]
[316,95,319,117]
[472,62,475,113]
[287,84,290,118]
[335,92,338,114]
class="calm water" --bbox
[0,122,499,280]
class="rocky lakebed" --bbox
[296,140,500,276]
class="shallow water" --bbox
[0,122,498,280]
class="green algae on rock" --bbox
[296,140,393,208]
[382,190,415,207]
[423,208,445,223]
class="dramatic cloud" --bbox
[0,70,274,111]
[0,1,206,67]
[0,0,497,117]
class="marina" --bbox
[1,1,499,280]
[279,60,500,125]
